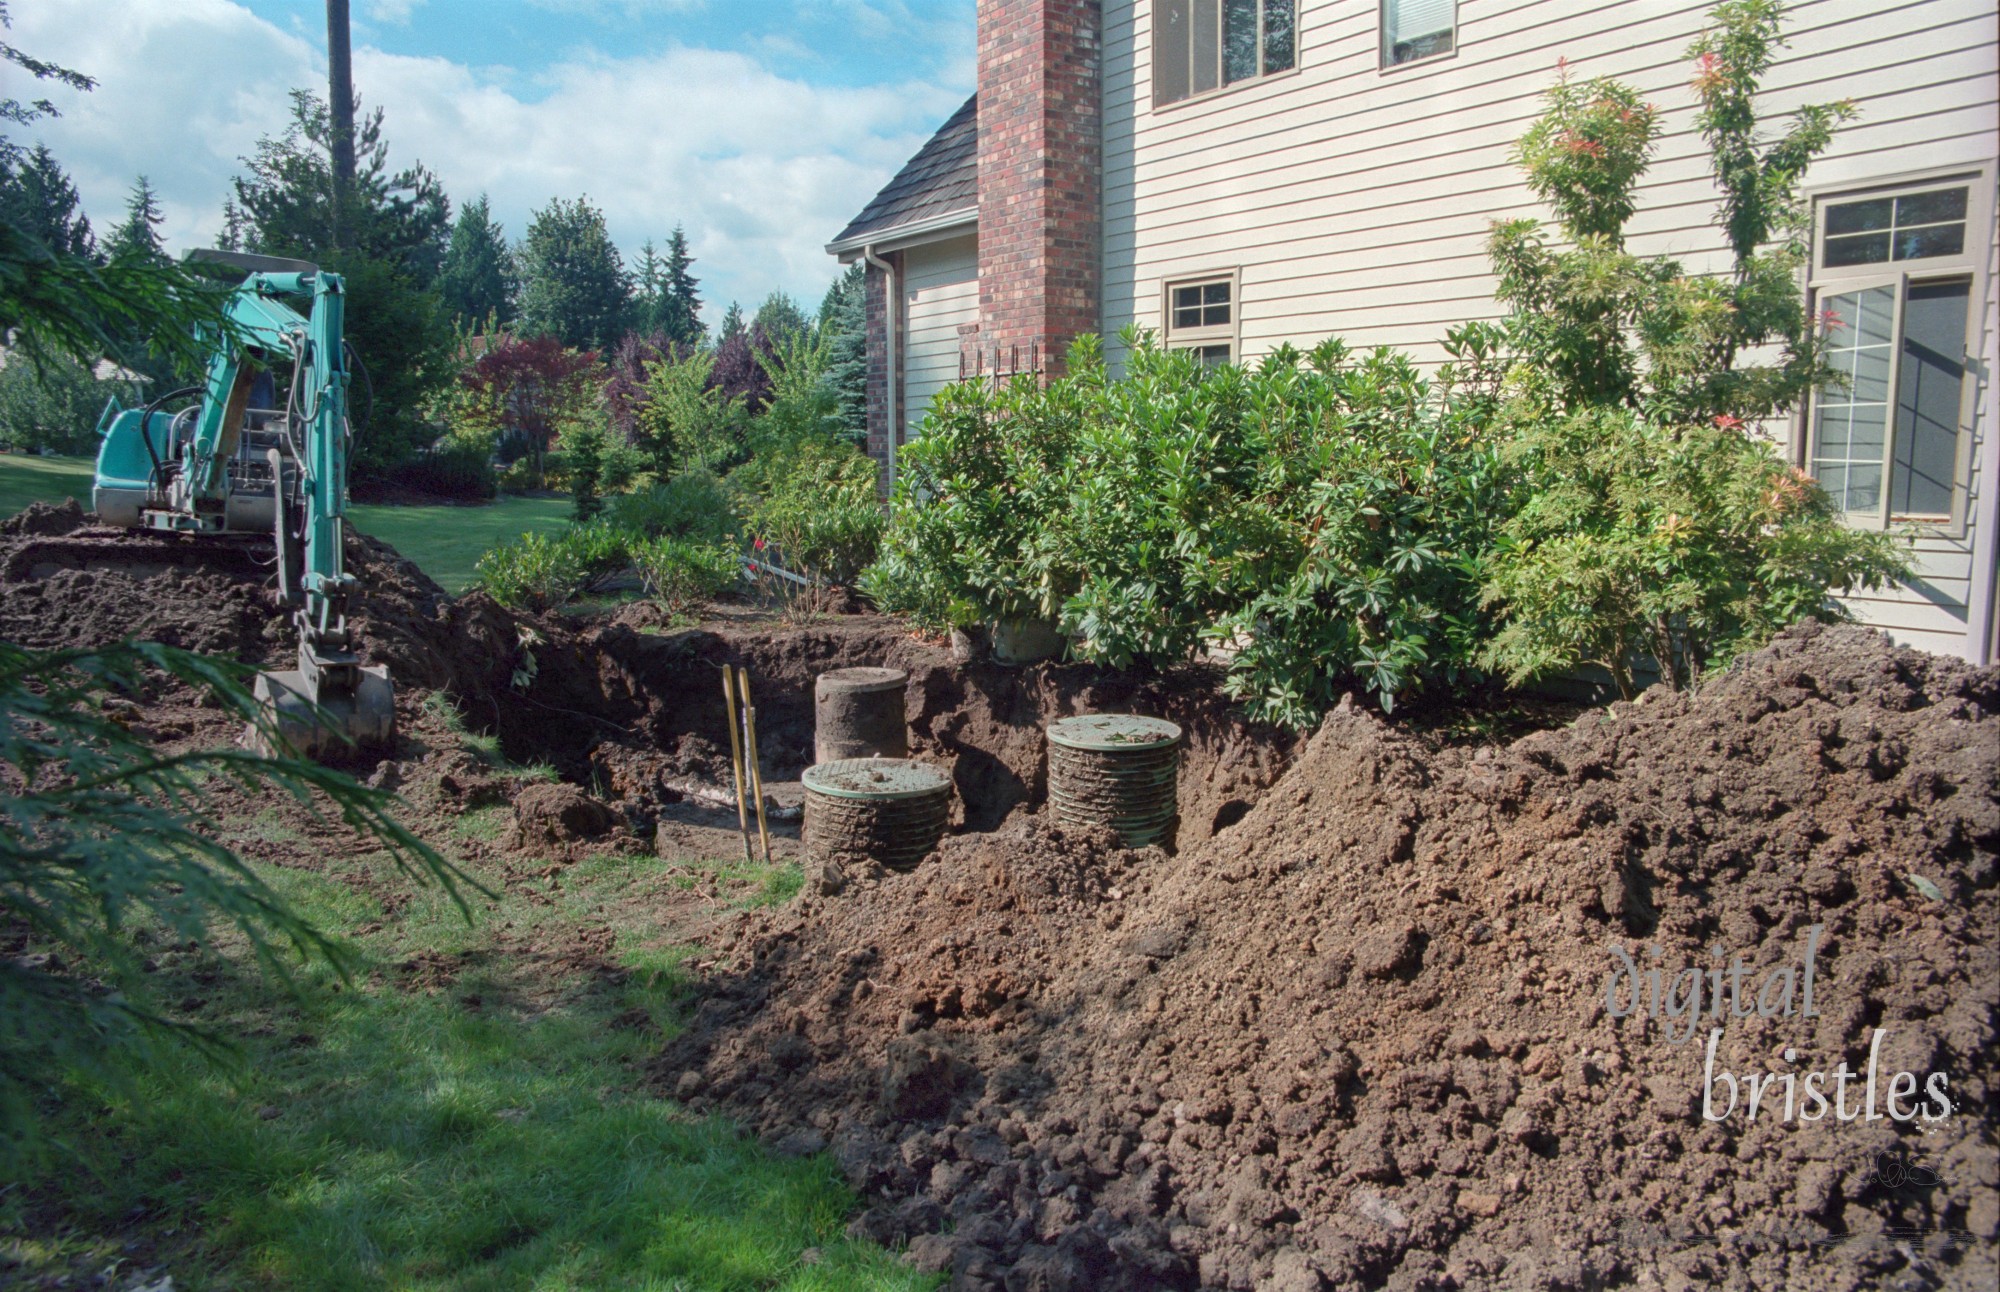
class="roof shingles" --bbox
[830,94,978,249]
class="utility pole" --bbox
[327,0,356,250]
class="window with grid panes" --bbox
[1155,0,1297,106]
[1164,277,1235,366]
[1807,179,1979,526]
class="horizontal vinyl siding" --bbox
[1101,0,1998,661]
[902,236,979,439]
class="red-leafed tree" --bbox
[457,335,600,488]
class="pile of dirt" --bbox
[0,507,522,706]
[658,622,1999,1290]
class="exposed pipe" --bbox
[862,243,898,488]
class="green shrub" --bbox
[1478,0,1908,696]
[473,522,631,613]
[632,535,739,612]
[396,440,496,501]
[0,353,137,454]
[605,468,737,544]
[738,438,882,586]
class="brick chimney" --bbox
[977,0,1102,378]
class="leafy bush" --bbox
[631,535,739,612]
[634,346,743,475]
[473,521,631,613]
[605,468,737,545]
[0,352,136,454]
[869,331,1504,718]
[1,640,455,1166]
[738,437,882,586]
[1478,0,1908,696]
[1214,328,1509,724]
[863,369,1079,632]
[395,439,496,501]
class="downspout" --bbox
[863,244,898,487]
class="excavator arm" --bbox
[92,251,393,760]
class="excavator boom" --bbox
[91,253,394,760]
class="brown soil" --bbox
[8,503,1994,1289]
[658,622,1999,1290]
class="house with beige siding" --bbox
[828,0,2000,665]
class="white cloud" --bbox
[12,0,962,310]
[367,0,425,27]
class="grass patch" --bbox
[670,857,807,910]
[349,495,574,595]
[3,843,931,1292]
[0,452,94,516]
[0,456,571,598]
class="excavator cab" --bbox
[92,250,394,761]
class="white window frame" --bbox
[1152,0,1301,110]
[1380,0,1458,73]
[1162,270,1241,365]
[1803,166,1990,536]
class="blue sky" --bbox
[12,0,975,317]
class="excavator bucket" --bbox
[248,665,396,761]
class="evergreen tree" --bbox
[233,89,450,285]
[515,195,631,351]
[105,176,167,262]
[718,300,745,342]
[231,89,457,474]
[657,225,702,346]
[818,263,867,444]
[632,238,666,335]
[751,290,809,345]
[0,143,94,259]
[216,197,248,252]
[438,193,514,329]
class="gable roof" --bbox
[827,94,978,254]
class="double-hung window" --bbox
[1382,0,1456,69]
[1164,274,1237,366]
[1154,0,1297,107]
[1807,176,1983,527]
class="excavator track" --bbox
[0,526,274,589]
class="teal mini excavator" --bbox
[92,250,393,759]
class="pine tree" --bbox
[439,193,515,329]
[232,89,451,286]
[818,263,867,444]
[1,143,94,259]
[105,176,167,262]
[515,194,631,351]
[217,198,248,252]
[632,238,666,335]
[752,291,809,345]
[718,301,745,342]
[657,225,702,346]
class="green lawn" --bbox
[0,454,570,595]
[5,784,930,1290]
[350,496,573,594]
[0,452,94,516]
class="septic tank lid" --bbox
[802,758,951,800]
[1047,714,1182,752]
[817,667,907,693]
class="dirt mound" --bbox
[657,623,1999,1290]
[506,782,620,849]
[0,508,522,707]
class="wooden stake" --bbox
[720,665,753,862]
[739,676,775,864]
